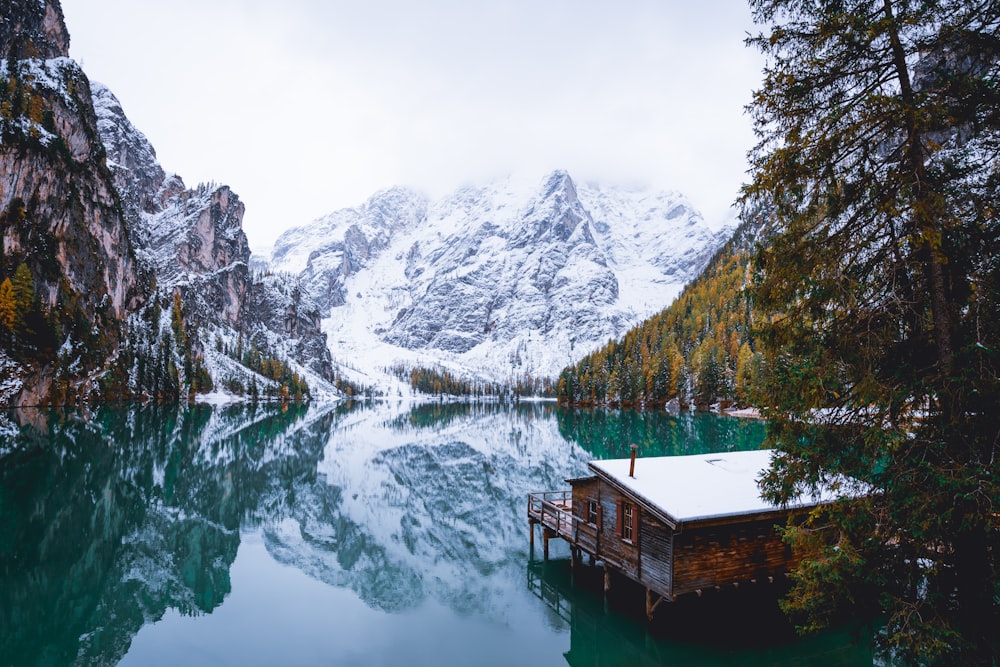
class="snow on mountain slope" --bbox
[272,170,734,388]
[272,186,429,280]
[264,402,591,617]
[90,83,339,397]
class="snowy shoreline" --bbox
[721,407,762,419]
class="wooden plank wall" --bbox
[671,518,793,596]
[637,510,673,597]
[572,478,673,591]
[571,479,602,556]
[595,481,639,579]
[569,476,800,602]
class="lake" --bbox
[0,401,874,665]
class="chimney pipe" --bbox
[629,444,638,478]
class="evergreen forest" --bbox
[557,216,764,409]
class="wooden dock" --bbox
[526,490,574,560]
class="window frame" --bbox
[587,499,599,525]
[621,500,634,542]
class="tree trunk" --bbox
[883,0,956,380]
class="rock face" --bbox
[91,83,249,327]
[142,182,250,326]
[272,186,428,311]
[0,0,336,405]
[0,0,146,405]
[272,171,733,384]
[0,0,70,61]
[90,84,337,389]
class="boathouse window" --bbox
[587,499,598,525]
[621,501,634,541]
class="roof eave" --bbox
[587,462,681,530]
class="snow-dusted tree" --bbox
[742,1,1000,663]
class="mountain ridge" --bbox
[271,169,734,389]
[0,0,734,405]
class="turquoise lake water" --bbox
[0,401,874,665]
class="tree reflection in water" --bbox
[0,402,329,665]
[0,402,872,666]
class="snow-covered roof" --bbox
[588,449,842,526]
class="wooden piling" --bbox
[645,588,665,621]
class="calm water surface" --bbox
[0,402,874,666]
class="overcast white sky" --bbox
[60,0,765,252]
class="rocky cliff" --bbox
[0,0,146,405]
[89,83,338,394]
[0,0,337,406]
[1,0,69,61]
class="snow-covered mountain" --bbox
[0,0,731,406]
[271,171,733,387]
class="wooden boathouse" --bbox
[527,448,843,620]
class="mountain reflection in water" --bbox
[0,403,331,665]
[0,401,872,666]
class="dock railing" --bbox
[527,490,602,556]
[528,490,574,537]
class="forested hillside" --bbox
[557,215,765,409]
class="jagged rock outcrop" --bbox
[246,273,336,382]
[271,170,733,384]
[386,171,621,354]
[90,82,170,221]
[0,0,147,405]
[90,79,338,390]
[143,183,249,326]
[1,0,70,61]
[0,0,337,405]
[273,186,428,311]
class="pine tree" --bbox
[11,263,33,339]
[734,342,756,406]
[170,290,186,351]
[743,1,1000,662]
[0,278,16,332]
[556,218,763,409]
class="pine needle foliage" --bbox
[742,1,1000,663]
